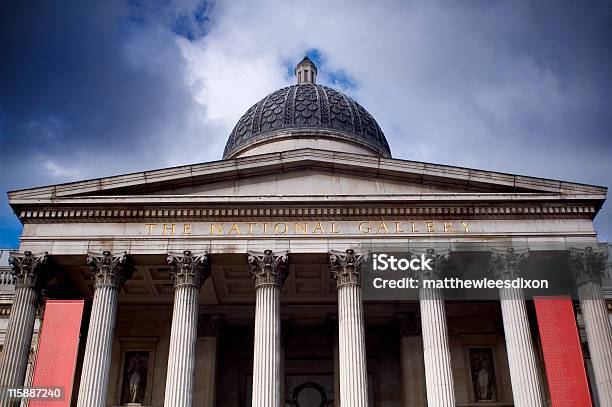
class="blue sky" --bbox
[1,0,611,248]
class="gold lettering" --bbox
[331,222,340,234]
[313,222,325,234]
[163,223,175,236]
[274,223,287,234]
[183,224,192,235]
[210,223,223,235]
[426,222,435,233]
[247,223,256,235]
[461,221,470,232]
[444,222,453,233]
[377,222,389,233]
[394,221,404,233]
[229,223,241,235]
[411,221,418,233]
[359,222,371,233]
[295,223,308,234]
[145,223,157,235]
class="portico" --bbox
[1,58,610,407]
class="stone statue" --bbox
[475,352,490,401]
[126,354,144,404]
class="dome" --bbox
[223,58,391,159]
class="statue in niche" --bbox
[470,348,496,402]
[121,351,149,405]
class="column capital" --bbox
[489,247,529,280]
[397,313,421,336]
[248,249,289,288]
[568,246,608,286]
[87,251,134,289]
[168,250,211,288]
[329,249,364,288]
[412,248,449,280]
[9,251,49,289]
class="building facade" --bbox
[0,58,611,407]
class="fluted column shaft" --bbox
[415,248,455,407]
[330,249,369,407]
[164,285,200,406]
[0,251,47,407]
[578,281,612,405]
[252,284,282,406]
[0,287,38,406]
[490,248,543,407]
[248,250,289,407]
[420,285,455,406]
[164,251,211,407]
[338,283,369,407]
[76,251,133,407]
[569,246,612,406]
[76,285,119,407]
[499,287,544,406]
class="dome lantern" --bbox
[295,56,317,84]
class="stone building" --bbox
[0,58,611,407]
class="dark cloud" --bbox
[0,0,611,247]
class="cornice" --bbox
[8,149,608,201]
[15,200,598,223]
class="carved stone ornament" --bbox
[568,246,608,287]
[489,248,529,280]
[247,249,290,288]
[8,251,49,289]
[412,248,450,281]
[329,249,364,288]
[167,250,211,288]
[87,251,134,289]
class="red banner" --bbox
[534,296,592,407]
[30,300,84,407]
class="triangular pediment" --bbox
[8,149,607,204]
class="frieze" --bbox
[141,220,472,237]
[20,217,599,240]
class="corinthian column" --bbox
[248,250,289,407]
[416,248,455,407]
[0,251,48,407]
[164,251,211,407]
[329,249,369,407]
[569,246,612,406]
[76,251,134,407]
[490,248,543,407]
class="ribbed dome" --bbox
[223,83,391,159]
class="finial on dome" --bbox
[295,56,317,84]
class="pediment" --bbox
[150,169,459,196]
[8,149,607,204]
